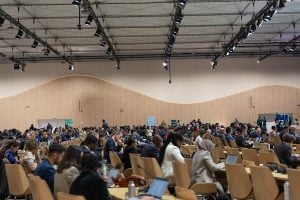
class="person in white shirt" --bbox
[159,133,185,177]
[22,140,39,173]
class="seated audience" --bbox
[70,153,111,200]
[103,131,123,164]
[81,134,99,155]
[235,127,252,148]
[22,140,39,173]
[159,133,185,177]
[274,134,297,168]
[141,134,163,159]
[35,143,65,193]
[122,137,140,170]
[225,127,235,142]
[3,141,19,164]
[54,145,82,195]
[191,140,225,193]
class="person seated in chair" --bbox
[274,134,297,168]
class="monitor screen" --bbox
[226,155,237,164]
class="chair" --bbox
[211,147,220,163]
[5,164,31,198]
[184,158,193,175]
[29,175,55,200]
[217,146,226,159]
[241,148,259,165]
[109,151,124,171]
[225,164,254,200]
[257,143,270,151]
[175,186,197,200]
[230,140,238,148]
[57,192,85,200]
[272,135,282,146]
[130,154,145,177]
[242,160,256,168]
[142,157,163,182]
[287,169,300,200]
[258,151,280,166]
[226,147,242,164]
[250,166,284,200]
[215,137,224,148]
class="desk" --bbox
[108,188,179,200]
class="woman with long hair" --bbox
[159,133,185,177]
[54,145,82,195]
[0,141,19,164]
[22,140,39,173]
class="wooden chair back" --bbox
[57,192,85,200]
[217,146,226,159]
[287,169,300,200]
[258,151,280,166]
[272,135,282,146]
[242,160,256,168]
[215,137,224,147]
[5,164,31,197]
[184,158,193,175]
[189,183,217,195]
[225,164,253,199]
[211,147,220,163]
[241,148,259,165]
[130,153,145,177]
[226,147,242,164]
[175,186,197,200]
[229,140,238,148]
[109,151,123,171]
[172,161,191,188]
[29,175,55,200]
[250,166,281,200]
[142,157,163,181]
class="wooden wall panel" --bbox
[0,75,299,131]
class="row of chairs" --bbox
[226,164,300,200]
[4,164,85,200]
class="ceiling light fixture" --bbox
[15,29,24,39]
[94,28,102,37]
[68,63,75,71]
[100,39,107,47]
[162,60,168,70]
[281,48,288,55]
[289,43,296,51]
[210,60,218,69]
[85,15,93,26]
[72,0,81,6]
[178,0,187,9]
[43,48,50,56]
[14,63,25,72]
[106,47,111,55]
[31,40,38,48]
[0,17,5,27]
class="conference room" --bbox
[0,0,300,200]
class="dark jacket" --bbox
[274,143,297,168]
[70,170,111,200]
[103,137,122,164]
[122,146,140,170]
[236,135,251,148]
[35,159,55,193]
[141,143,160,160]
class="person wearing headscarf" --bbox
[191,139,225,193]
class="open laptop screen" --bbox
[146,177,169,199]
[226,155,237,164]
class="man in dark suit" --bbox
[103,132,123,164]
[70,153,111,200]
[235,127,252,148]
[35,143,65,193]
[274,134,297,168]
[141,134,163,160]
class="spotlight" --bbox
[263,9,276,21]
[85,15,93,26]
[290,43,296,51]
[14,63,25,72]
[15,29,24,39]
[43,48,50,56]
[178,0,187,9]
[174,10,184,25]
[14,63,20,70]
[116,62,120,70]
[257,19,262,27]
[281,48,288,55]
[172,26,179,35]
[229,45,236,53]
[100,39,107,47]
[106,47,111,55]
[169,34,176,44]
[210,60,218,69]
[31,40,38,48]
[0,17,5,27]
[94,28,102,37]
[68,64,75,71]
[250,23,256,33]
[72,0,81,6]
[166,52,171,59]
[223,50,230,57]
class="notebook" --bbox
[225,155,238,164]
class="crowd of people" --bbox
[0,117,299,200]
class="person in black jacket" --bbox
[274,134,297,168]
[235,127,252,148]
[122,137,140,170]
[70,153,111,200]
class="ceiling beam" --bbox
[0,7,73,66]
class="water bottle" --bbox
[128,181,136,198]
[102,160,107,176]
[284,181,290,200]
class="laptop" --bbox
[225,155,238,164]
[138,177,169,199]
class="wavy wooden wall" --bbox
[0,75,299,131]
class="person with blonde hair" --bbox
[191,139,225,193]
[22,140,39,173]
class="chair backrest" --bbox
[258,151,280,166]
[175,186,197,200]
[250,166,280,200]
[215,137,224,148]
[230,140,238,148]
[109,151,123,168]
[29,175,55,200]
[189,183,217,195]
[57,192,85,200]
[224,140,231,147]
[211,147,220,163]
[272,135,282,146]
[5,164,31,196]
[217,146,226,159]
[287,169,300,200]
[184,158,193,175]
[226,148,242,164]
[225,164,253,199]
[257,143,270,151]
[241,148,259,165]
[142,157,163,181]
[172,161,191,188]
[242,160,256,168]
[130,153,145,177]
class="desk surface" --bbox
[108,188,179,200]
